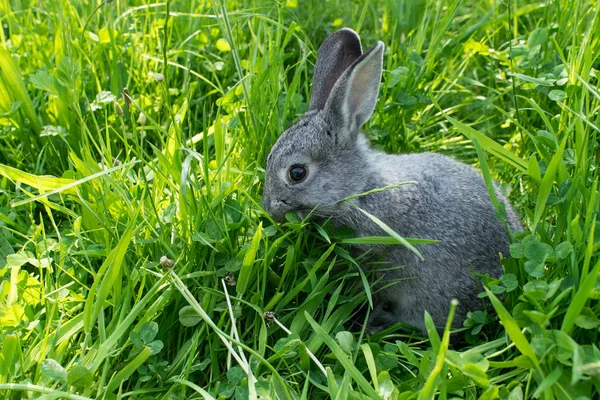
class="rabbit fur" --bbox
[262,28,521,334]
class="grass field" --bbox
[0,0,599,398]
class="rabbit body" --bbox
[262,28,520,333]
[337,147,521,332]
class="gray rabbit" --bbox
[262,28,521,334]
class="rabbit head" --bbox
[263,28,384,221]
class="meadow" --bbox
[0,0,599,398]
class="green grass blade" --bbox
[169,378,217,400]
[443,115,528,172]
[104,346,153,393]
[340,236,438,245]
[0,384,93,400]
[347,202,424,260]
[9,160,141,207]
[0,47,42,133]
[237,221,263,295]
[485,288,540,368]
[0,163,77,194]
[561,256,600,334]
[360,343,379,390]
[532,135,568,230]
[83,219,139,334]
[419,300,457,400]
[305,312,380,398]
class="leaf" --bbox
[387,67,409,88]
[160,203,177,224]
[509,243,524,258]
[216,38,231,52]
[90,91,117,111]
[524,260,545,277]
[548,90,567,101]
[29,70,56,94]
[523,310,548,325]
[86,31,99,41]
[511,73,554,87]
[278,244,335,309]
[524,240,554,262]
[67,365,93,388]
[0,304,25,327]
[378,371,396,399]
[98,27,116,44]
[40,359,67,382]
[463,363,490,387]
[462,350,489,372]
[491,285,506,294]
[129,331,143,348]
[335,331,354,354]
[527,28,548,48]
[555,241,572,259]
[409,51,425,67]
[224,258,242,272]
[227,365,245,384]
[191,231,215,246]
[479,386,499,400]
[179,305,202,327]
[536,130,557,149]
[6,253,28,268]
[523,280,548,294]
[376,353,398,371]
[574,307,599,329]
[274,335,299,353]
[527,155,542,182]
[218,383,236,398]
[532,366,562,398]
[508,385,523,400]
[40,125,67,137]
[396,341,419,367]
[140,321,159,343]
[146,340,164,355]
[501,274,518,291]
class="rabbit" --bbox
[262,28,521,334]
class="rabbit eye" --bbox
[288,164,307,182]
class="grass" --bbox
[0,0,599,398]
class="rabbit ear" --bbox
[323,40,384,140]
[309,28,363,111]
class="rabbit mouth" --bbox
[265,200,342,223]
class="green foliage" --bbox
[0,0,599,399]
